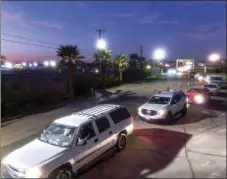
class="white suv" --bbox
[138,90,187,124]
[2,104,133,179]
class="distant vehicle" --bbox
[203,83,219,94]
[195,73,206,83]
[2,104,133,179]
[189,71,196,78]
[185,86,210,104]
[205,76,225,85]
[137,90,187,124]
[217,84,227,93]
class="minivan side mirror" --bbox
[77,138,86,146]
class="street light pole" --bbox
[208,53,221,74]
[96,29,105,39]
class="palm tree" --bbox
[129,53,139,69]
[57,45,84,101]
[115,54,129,83]
[93,49,112,74]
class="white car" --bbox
[205,75,225,85]
[138,90,187,124]
[203,83,219,94]
[2,104,133,179]
[217,85,227,93]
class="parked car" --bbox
[189,71,196,78]
[137,89,187,124]
[217,84,227,93]
[195,73,206,82]
[2,104,133,179]
[203,83,219,94]
[185,86,210,104]
[205,75,225,85]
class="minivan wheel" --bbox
[116,133,127,151]
[165,112,173,124]
[49,168,72,179]
[181,104,187,116]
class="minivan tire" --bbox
[49,168,72,179]
[181,104,187,116]
[165,112,173,124]
[116,133,127,152]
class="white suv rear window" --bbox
[110,108,131,124]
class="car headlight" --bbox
[198,76,204,81]
[194,95,204,104]
[158,109,167,116]
[2,156,11,165]
[25,167,42,178]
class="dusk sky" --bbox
[1,1,226,62]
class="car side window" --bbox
[171,95,177,104]
[110,108,131,124]
[180,90,186,97]
[78,122,96,140]
[95,117,110,133]
[175,94,182,102]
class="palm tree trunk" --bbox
[119,69,123,83]
[68,63,75,101]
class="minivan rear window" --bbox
[95,117,110,133]
[110,108,131,124]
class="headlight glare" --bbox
[194,95,204,104]
[158,109,167,116]
[2,156,10,165]
[25,167,42,178]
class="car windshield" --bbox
[148,96,171,104]
[211,77,222,80]
[204,85,217,88]
[39,123,77,148]
[190,88,205,93]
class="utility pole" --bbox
[139,45,144,57]
[96,29,105,39]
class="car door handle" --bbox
[94,138,99,143]
[109,131,113,135]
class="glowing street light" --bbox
[22,62,27,67]
[50,60,56,67]
[153,48,166,60]
[146,65,151,69]
[5,62,13,69]
[208,53,220,62]
[44,61,49,67]
[33,62,38,67]
[95,69,99,73]
[96,39,107,50]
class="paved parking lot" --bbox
[1,78,226,178]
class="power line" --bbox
[2,39,57,49]
[2,32,56,45]
[2,32,94,53]
[2,38,94,55]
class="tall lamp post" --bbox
[208,53,220,74]
[153,48,166,74]
[96,38,107,74]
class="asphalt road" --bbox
[1,78,226,178]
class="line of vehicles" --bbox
[2,75,226,179]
